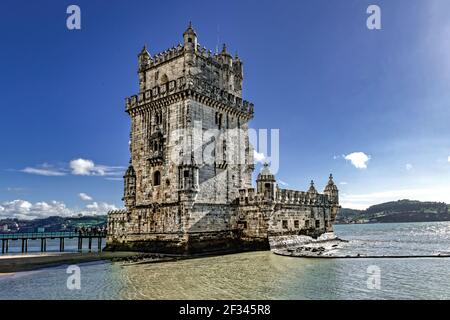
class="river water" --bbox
[1,222,450,299]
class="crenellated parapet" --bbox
[139,43,241,73]
[275,188,331,206]
[108,209,129,218]
[237,187,334,206]
[138,44,185,72]
[107,209,129,226]
[125,74,254,117]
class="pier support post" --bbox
[88,237,92,252]
[40,238,47,252]
[78,237,83,252]
[1,240,5,254]
[5,240,8,253]
[59,238,65,252]
[98,237,102,252]
[21,239,25,253]
[24,239,28,253]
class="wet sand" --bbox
[0,251,141,273]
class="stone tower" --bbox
[126,22,254,209]
[108,23,255,253]
[107,24,339,254]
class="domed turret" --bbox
[123,161,136,208]
[138,45,151,71]
[183,21,198,51]
[124,163,136,178]
[308,180,317,194]
[256,163,276,201]
[323,174,339,204]
[220,43,233,66]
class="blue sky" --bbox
[0,0,449,218]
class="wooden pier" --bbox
[0,232,106,254]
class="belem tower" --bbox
[106,23,340,254]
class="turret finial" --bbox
[183,21,197,37]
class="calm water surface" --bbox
[1,222,450,299]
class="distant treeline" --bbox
[0,215,107,233]
[337,200,450,224]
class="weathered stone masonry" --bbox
[106,24,340,254]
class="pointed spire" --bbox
[139,44,151,59]
[183,21,197,36]
[221,43,227,54]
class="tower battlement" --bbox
[132,23,249,117]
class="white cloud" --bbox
[253,150,266,163]
[85,202,117,214]
[70,158,124,176]
[70,159,96,175]
[339,182,348,185]
[0,199,120,220]
[0,199,72,220]
[344,152,371,169]
[21,159,124,178]
[21,167,66,176]
[448,156,450,162]
[278,180,289,187]
[406,163,413,171]
[78,193,93,201]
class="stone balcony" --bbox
[125,75,254,116]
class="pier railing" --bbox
[0,231,107,254]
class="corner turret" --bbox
[123,161,136,209]
[256,163,276,201]
[324,174,339,204]
[183,21,198,52]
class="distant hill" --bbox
[0,215,107,233]
[336,200,450,224]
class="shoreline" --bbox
[0,251,144,274]
[0,249,264,274]
[272,250,450,259]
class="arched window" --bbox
[155,112,162,125]
[153,171,161,186]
